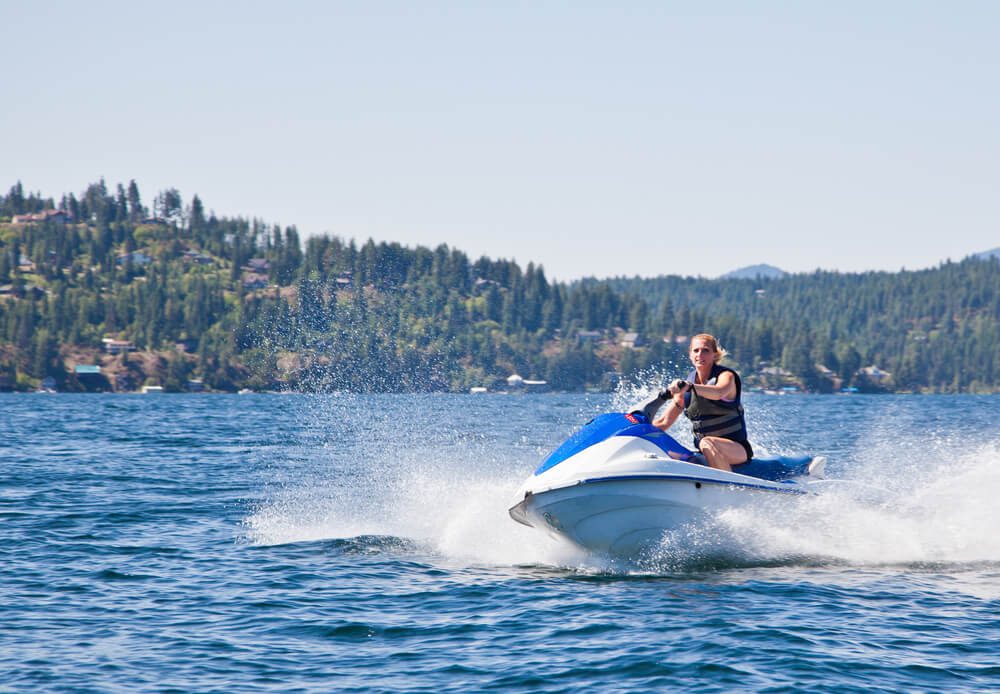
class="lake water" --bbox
[3,392,999,692]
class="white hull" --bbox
[512,474,807,555]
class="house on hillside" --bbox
[116,251,153,266]
[620,332,642,349]
[815,363,841,391]
[11,209,71,225]
[183,250,214,265]
[74,364,108,391]
[577,330,603,344]
[102,338,136,355]
[242,272,269,290]
[859,365,892,385]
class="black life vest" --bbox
[683,364,749,446]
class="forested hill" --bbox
[1,179,997,393]
[594,262,999,392]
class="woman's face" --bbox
[690,338,715,368]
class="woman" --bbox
[653,334,753,472]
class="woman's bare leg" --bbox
[699,437,748,472]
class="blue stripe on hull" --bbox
[578,474,808,495]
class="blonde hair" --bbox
[690,333,728,364]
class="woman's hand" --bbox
[667,379,690,395]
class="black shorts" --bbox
[696,438,754,462]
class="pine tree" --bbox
[127,180,143,221]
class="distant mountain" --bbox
[720,263,787,280]
[974,247,1000,261]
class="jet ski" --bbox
[509,391,828,556]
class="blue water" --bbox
[3,393,1000,692]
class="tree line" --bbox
[1,179,997,392]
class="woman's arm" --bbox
[652,395,685,430]
[688,371,737,402]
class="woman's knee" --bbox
[703,437,745,464]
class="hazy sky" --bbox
[3,1,998,280]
